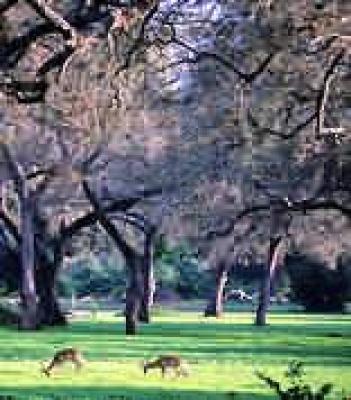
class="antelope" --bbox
[143,355,189,377]
[42,347,84,376]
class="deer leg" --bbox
[74,360,82,370]
[42,366,51,377]
[42,360,55,376]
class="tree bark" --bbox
[255,236,282,326]
[19,191,38,330]
[125,254,144,335]
[24,0,78,41]
[37,274,66,326]
[139,231,155,323]
[0,143,38,329]
[36,255,66,326]
[82,181,144,335]
[0,141,38,330]
[204,261,228,317]
[34,216,67,326]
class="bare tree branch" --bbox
[206,198,351,239]
[24,0,78,42]
[315,49,345,136]
[248,110,318,140]
[82,179,135,259]
[172,36,276,84]
[61,186,162,240]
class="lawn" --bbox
[0,311,349,399]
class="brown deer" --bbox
[143,355,189,377]
[42,347,84,376]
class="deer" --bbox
[41,347,84,377]
[143,355,189,377]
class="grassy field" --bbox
[0,311,349,399]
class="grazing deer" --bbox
[143,355,189,377]
[42,347,84,376]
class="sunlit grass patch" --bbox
[0,311,349,399]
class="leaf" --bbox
[315,383,333,400]
[256,371,283,395]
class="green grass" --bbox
[0,311,350,399]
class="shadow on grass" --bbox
[0,386,272,400]
[1,313,350,338]
[36,323,348,346]
[0,316,349,366]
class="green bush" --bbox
[286,252,349,312]
[337,253,351,301]
[0,303,19,326]
[154,239,209,299]
[255,360,333,400]
[59,255,126,299]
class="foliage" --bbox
[0,303,19,326]
[336,253,351,301]
[255,360,333,400]
[286,252,350,312]
[58,239,211,301]
[154,239,210,299]
[58,244,351,305]
[58,255,126,299]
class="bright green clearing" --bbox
[0,311,350,399]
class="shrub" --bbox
[285,252,349,312]
[154,239,209,299]
[337,253,351,301]
[0,302,19,326]
[255,360,333,400]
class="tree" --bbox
[139,223,157,323]
[82,180,145,335]
[0,142,40,329]
[255,236,283,326]
[204,259,229,318]
[1,0,350,332]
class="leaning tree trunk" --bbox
[139,232,155,323]
[255,236,282,326]
[81,180,145,335]
[19,191,38,330]
[204,261,228,318]
[125,253,144,335]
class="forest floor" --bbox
[0,310,349,399]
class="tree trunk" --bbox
[35,219,67,326]
[81,180,145,335]
[37,278,66,326]
[255,267,270,326]
[139,261,155,323]
[255,237,282,326]
[19,192,38,330]
[204,261,228,317]
[0,144,38,329]
[139,233,155,323]
[37,260,66,326]
[125,254,144,335]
